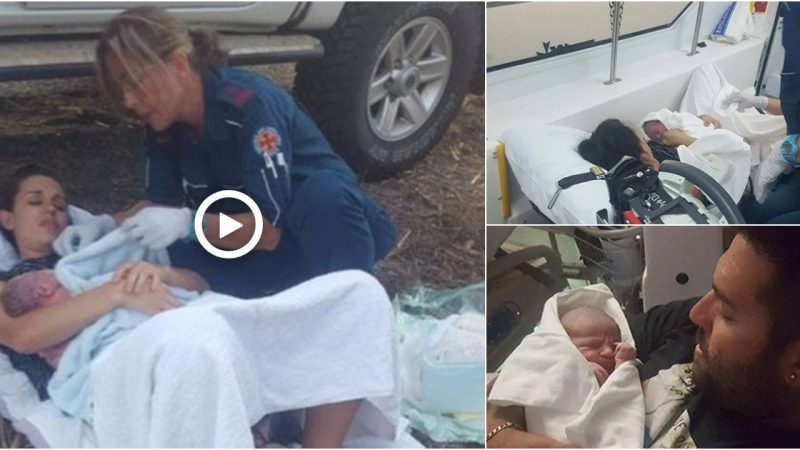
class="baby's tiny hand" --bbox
[698,114,721,129]
[614,342,636,368]
[587,361,609,386]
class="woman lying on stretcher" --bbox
[579,114,758,212]
[0,164,368,448]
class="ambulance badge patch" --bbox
[254,127,281,156]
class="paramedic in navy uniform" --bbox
[87,6,397,297]
[780,2,800,133]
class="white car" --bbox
[0,1,484,179]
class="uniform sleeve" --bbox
[143,132,184,207]
[238,97,293,229]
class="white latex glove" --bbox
[753,143,792,204]
[53,214,116,256]
[722,90,768,112]
[121,207,193,249]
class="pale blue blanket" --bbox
[49,229,200,421]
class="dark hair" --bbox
[0,164,64,249]
[737,227,800,348]
[578,119,642,170]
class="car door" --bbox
[1,2,301,35]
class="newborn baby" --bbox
[2,270,72,367]
[1,264,188,369]
[641,109,720,145]
[561,306,636,385]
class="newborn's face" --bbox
[566,320,621,376]
[643,121,667,142]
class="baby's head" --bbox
[561,306,621,375]
[2,269,70,317]
[643,120,668,142]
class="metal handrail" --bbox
[687,2,705,56]
[605,1,623,85]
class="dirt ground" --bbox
[0,63,485,296]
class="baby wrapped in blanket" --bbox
[561,306,636,387]
[0,229,201,421]
[488,284,644,448]
[639,109,752,204]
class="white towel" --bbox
[90,270,404,448]
[680,63,786,166]
[675,129,752,203]
[488,284,644,448]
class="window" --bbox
[487,1,691,71]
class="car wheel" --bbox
[294,2,481,180]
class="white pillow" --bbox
[0,206,95,272]
[500,125,612,224]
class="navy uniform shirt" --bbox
[781,2,800,103]
[144,67,357,228]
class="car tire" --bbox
[294,2,480,180]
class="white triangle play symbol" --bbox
[219,212,243,239]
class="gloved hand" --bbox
[753,140,793,204]
[121,207,194,249]
[722,89,768,112]
[53,214,116,256]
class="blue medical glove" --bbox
[122,206,194,250]
[53,214,116,256]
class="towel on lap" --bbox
[676,130,752,203]
[90,270,402,448]
[488,284,644,448]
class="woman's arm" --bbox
[486,378,574,448]
[162,267,209,292]
[766,98,783,116]
[0,281,117,353]
[0,280,181,354]
[113,262,210,293]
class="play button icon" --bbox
[218,212,243,239]
[194,190,263,259]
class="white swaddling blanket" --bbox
[488,284,644,448]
